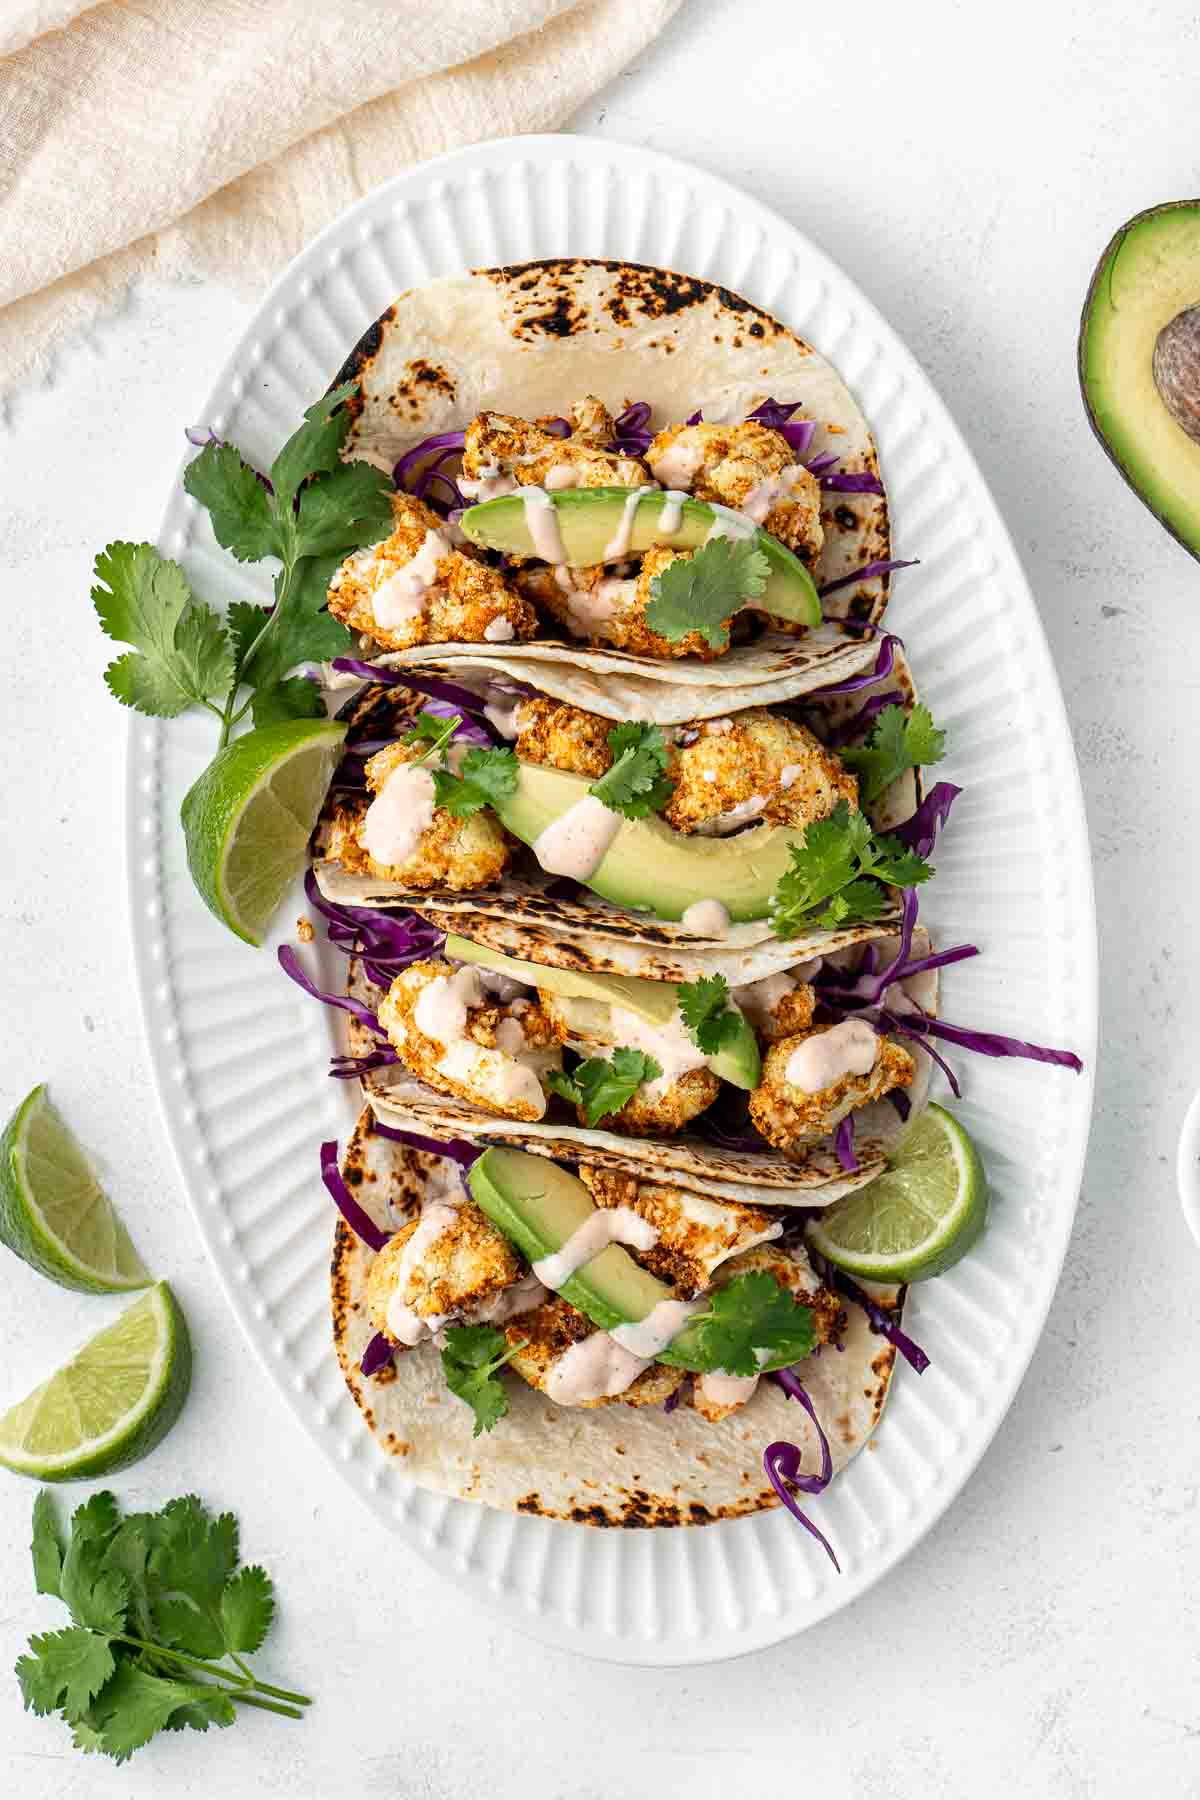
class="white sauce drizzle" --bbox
[704,504,758,544]
[739,464,807,524]
[544,1333,651,1405]
[471,1270,549,1326]
[606,1004,707,1101]
[650,437,704,489]
[371,528,449,628]
[413,967,483,1045]
[565,581,618,638]
[658,489,687,534]
[680,899,731,937]
[532,794,622,881]
[521,486,567,562]
[610,1297,702,1360]
[483,687,528,740]
[601,486,656,561]
[360,763,437,868]
[494,1016,527,1056]
[544,462,582,490]
[779,763,802,789]
[459,463,518,502]
[694,794,767,836]
[532,1207,658,1290]
[731,969,808,1028]
[437,1039,547,1115]
[697,1371,760,1409]
[384,1201,459,1344]
[484,615,515,641]
[785,1018,879,1092]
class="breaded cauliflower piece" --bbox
[367,1201,521,1339]
[568,395,619,444]
[688,1242,845,1421]
[322,740,512,891]
[645,420,824,564]
[503,1296,681,1409]
[461,403,649,494]
[665,709,858,835]
[327,493,535,651]
[516,545,727,660]
[579,1164,781,1298]
[748,1022,915,1155]
[379,960,564,1121]
[513,696,616,780]
[585,1066,721,1137]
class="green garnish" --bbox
[677,974,743,1055]
[546,1048,664,1126]
[440,1324,527,1437]
[93,382,393,742]
[15,1490,310,1763]
[589,721,674,819]
[644,536,770,650]
[681,1270,816,1377]
[842,702,946,806]
[769,800,931,936]
[404,711,459,750]
[431,745,519,818]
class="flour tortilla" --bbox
[329,1109,903,1526]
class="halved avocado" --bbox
[447,934,761,1089]
[468,1148,805,1374]
[460,486,821,626]
[490,762,800,925]
[1080,200,1200,558]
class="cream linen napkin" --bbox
[0,0,681,392]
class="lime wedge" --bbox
[181,718,346,946]
[807,1103,988,1282]
[0,1085,151,1295]
[0,1283,191,1481]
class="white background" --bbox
[2,1,1198,1792]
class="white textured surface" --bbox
[1,0,1198,1789]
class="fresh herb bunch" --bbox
[92,382,393,744]
[842,702,946,805]
[440,1325,527,1436]
[770,800,931,935]
[677,974,744,1054]
[431,745,519,817]
[546,1048,663,1125]
[15,1490,310,1763]
[644,537,770,649]
[589,722,674,819]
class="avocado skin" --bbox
[1079,199,1200,562]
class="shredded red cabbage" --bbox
[663,1383,684,1413]
[819,558,918,599]
[302,870,443,989]
[361,1331,396,1377]
[820,469,885,494]
[745,399,817,458]
[885,1009,1084,1073]
[415,697,492,747]
[891,782,962,858]
[278,944,393,1040]
[809,1253,931,1373]
[889,1088,912,1121]
[764,1373,838,1569]
[685,409,702,426]
[834,1114,858,1172]
[329,1049,402,1080]
[393,430,465,491]
[822,687,907,749]
[370,1121,482,1171]
[810,632,901,695]
[319,1139,391,1251]
[612,401,653,455]
[330,661,529,745]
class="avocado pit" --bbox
[1153,304,1200,444]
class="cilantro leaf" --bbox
[250,675,326,728]
[16,1629,116,1720]
[92,543,233,719]
[842,703,946,806]
[769,800,931,939]
[31,1491,63,1597]
[164,1690,238,1735]
[106,1516,158,1642]
[406,711,457,747]
[440,1324,525,1437]
[644,537,770,650]
[60,1498,127,1635]
[590,722,674,819]
[293,460,395,562]
[183,443,281,563]
[681,1270,816,1377]
[147,1496,238,1623]
[90,1663,218,1764]
[432,746,518,818]
[239,555,355,693]
[219,1565,274,1655]
[546,1047,663,1126]
[268,381,357,513]
[677,975,743,1055]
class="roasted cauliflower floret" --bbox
[748,1019,915,1155]
[665,709,858,835]
[513,696,616,779]
[378,960,563,1121]
[461,404,649,495]
[568,394,619,444]
[592,1067,720,1137]
[367,1201,521,1340]
[503,1296,681,1409]
[688,1242,845,1421]
[327,493,535,650]
[579,1165,781,1298]
[322,739,512,891]
[731,971,820,1043]
[645,419,824,564]
[516,545,727,659]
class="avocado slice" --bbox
[1080,200,1200,559]
[447,934,761,1089]
[460,485,821,627]
[468,1147,803,1374]
[490,761,799,924]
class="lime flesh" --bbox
[0,1283,191,1481]
[807,1103,988,1282]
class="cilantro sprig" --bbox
[431,745,519,818]
[842,702,946,805]
[644,537,770,650]
[546,1048,663,1125]
[677,974,744,1055]
[92,381,393,743]
[440,1324,528,1436]
[769,800,930,936]
[15,1490,310,1764]
[676,1270,816,1376]
[589,721,674,819]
